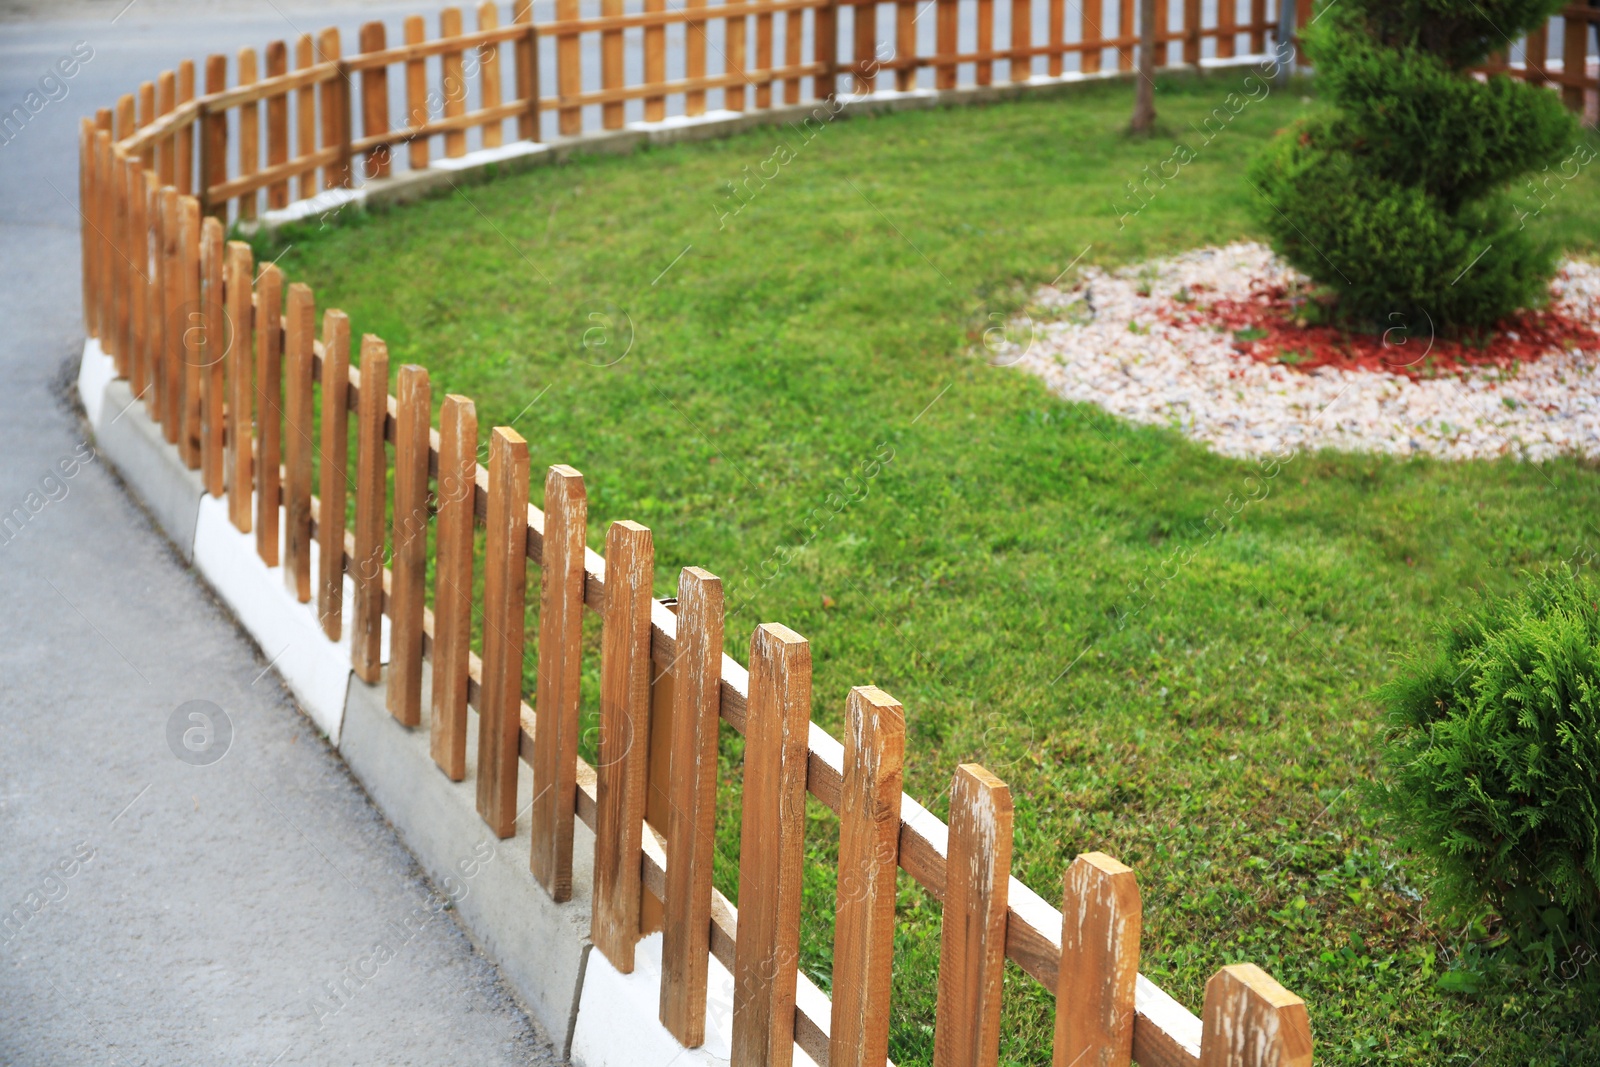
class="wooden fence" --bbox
[75,3,1598,1064]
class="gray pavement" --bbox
[0,7,561,1065]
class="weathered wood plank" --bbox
[830,685,904,1067]
[478,427,529,838]
[934,763,1012,1067]
[531,465,588,900]
[730,623,811,1067]
[1055,853,1140,1067]
[591,520,655,970]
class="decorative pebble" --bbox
[996,243,1600,462]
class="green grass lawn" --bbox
[261,74,1600,1065]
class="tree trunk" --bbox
[1130,0,1157,133]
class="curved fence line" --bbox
[77,1,1600,1063]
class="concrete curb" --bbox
[338,665,595,1058]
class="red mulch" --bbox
[1158,279,1600,380]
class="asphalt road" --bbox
[0,7,563,1065]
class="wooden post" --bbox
[644,0,666,120]
[830,686,905,1067]
[936,0,958,89]
[79,120,95,337]
[1118,0,1135,70]
[1216,0,1236,59]
[254,263,284,560]
[110,148,129,376]
[977,0,994,85]
[1183,0,1200,65]
[515,1,542,140]
[478,427,529,838]
[238,48,260,220]
[144,171,164,422]
[178,196,202,470]
[658,568,723,1046]
[1198,964,1313,1067]
[158,186,180,445]
[479,3,505,146]
[128,159,148,398]
[601,0,625,128]
[1526,23,1549,85]
[1081,0,1107,72]
[388,364,432,727]
[897,0,918,90]
[316,309,351,634]
[95,126,112,359]
[319,28,351,188]
[177,60,195,195]
[295,34,317,198]
[284,283,316,602]
[1561,10,1587,112]
[853,0,877,93]
[815,0,839,99]
[442,7,469,157]
[531,465,588,901]
[730,623,812,1067]
[351,335,389,683]
[199,215,226,497]
[1054,853,1141,1067]
[405,17,431,168]
[359,22,392,179]
[1154,0,1168,65]
[784,0,804,103]
[201,54,227,219]
[138,80,156,171]
[756,0,774,106]
[591,520,655,970]
[1248,0,1265,54]
[727,6,747,110]
[266,41,290,209]
[225,241,254,533]
[684,0,706,116]
[156,70,176,186]
[431,394,478,779]
[1012,0,1032,83]
[933,764,1013,1067]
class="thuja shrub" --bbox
[1249,1,1579,330]
[1380,569,1600,951]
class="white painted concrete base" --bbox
[190,492,384,742]
[571,932,823,1067]
[77,337,114,426]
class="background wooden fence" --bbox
[97,1,1599,229]
[76,2,1599,1064]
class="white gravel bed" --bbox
[998,242,1600,461]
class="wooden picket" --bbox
[225,241,254,532]
[351,335,389,683]
[531,466,588,900]
[199,215,225,497]
[935,764,1013,1067]
[591,521,655,970]
[1055,853,1141,1067]
[830,686,904,1067]
[389,364,432,727]
[316,309,351,630]
[657,566,724,1046]
[431,394,478,780]
[731,623,811,1067]
[283,283,316,601]
[478,427,529,839]
[254,263,284,560]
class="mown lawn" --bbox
[260,74,1600,1065]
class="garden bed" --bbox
[1006,243,1600,461]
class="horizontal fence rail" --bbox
[78,1,1597,1063]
